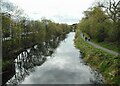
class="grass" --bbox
[91,39,119,53]
[82,32,90,38]
[74,30,120,84]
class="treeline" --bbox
[1,1,71,60]
[77,0,119,43]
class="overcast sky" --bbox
[8,0,95,25]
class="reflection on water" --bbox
[5,32,104,85]
[4,35,65,85]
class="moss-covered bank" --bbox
[74,30,120,84]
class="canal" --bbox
[5,32,104,85]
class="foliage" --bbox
[2,12,71,59]
[2,1,71,60]
[78,5,119,42]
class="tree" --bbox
[2,13,11,38]
[96,0,120,41]
[98,0,119,23]
[78,6,109,42]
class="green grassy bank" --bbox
[74,30,120,84]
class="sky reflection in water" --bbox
[21,32,101,84]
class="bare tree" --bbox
[96,0,120,23]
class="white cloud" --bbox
[8,0,95,24]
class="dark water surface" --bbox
[5,32,104,85]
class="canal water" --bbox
[5,32,104,85]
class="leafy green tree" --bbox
[78,6,111,42]
[2,14,11,38]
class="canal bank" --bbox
[5,32,104,85]
[74,30,120,84]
